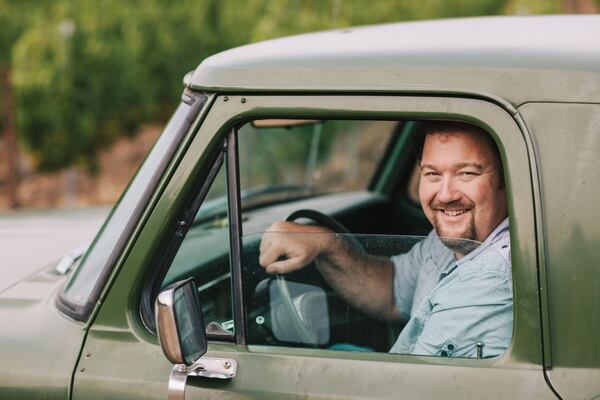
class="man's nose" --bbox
[437,176,461,203]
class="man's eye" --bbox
[457,171,479,179]
[423,171,442,181]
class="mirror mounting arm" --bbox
[168,358,238,400]
[168,364,188,400]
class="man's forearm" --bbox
[316,239,399,322]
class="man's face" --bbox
[418,130,507,255]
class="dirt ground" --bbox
[0,125,161,210]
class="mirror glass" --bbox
[173,280,207,365]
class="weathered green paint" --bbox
[519,103,600,399]
[0,266,85,399]
[188,16,600,106]
[71,95,548,399]
[3,15,600,399]
[83,94,216,330]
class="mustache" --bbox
[429,199,475,210]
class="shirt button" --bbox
[447,344,455,351]
[440,350,448,357]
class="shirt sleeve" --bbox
[391,234,432,319]
[412,270,513,358]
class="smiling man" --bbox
[259,121,512,358]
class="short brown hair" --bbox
[412,120,504,187]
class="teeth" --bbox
[443,210,467,216]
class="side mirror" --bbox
[155,279,237,400]
[155,278,207,365]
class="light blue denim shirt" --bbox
[389,218,512,358]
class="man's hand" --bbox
[259,219,399,322]
[259,221,335,274]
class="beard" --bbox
[430,199,480,255]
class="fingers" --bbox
[259,233,270,258]
[258,240,281,268]
[259,220,301,265]
[259,220,290,254]
[259,221,322,274]
[259,235,311,274]
[264,256,307,274]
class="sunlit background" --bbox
[0,0,597,210]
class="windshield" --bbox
[59,92,207,317]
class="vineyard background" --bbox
[0,0,597,210]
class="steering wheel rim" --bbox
[273,209,352,346]
[285,209,352,234]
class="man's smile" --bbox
[431,201,475,222]
[439,209,470,217]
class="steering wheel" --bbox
[285,209,352,234]
[273,209,352,346]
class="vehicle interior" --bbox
[156,118,487,353]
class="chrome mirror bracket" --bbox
[168,364,189,400]
[188,357,237,379]
[168,357,237,400]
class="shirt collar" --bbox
[481,217,509,248]
[430,217,509,275]
[428,217,510,270]
[456,217,510,266]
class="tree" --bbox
[11,0,219,172]
[0,0,48,208]
[4,0,595,209]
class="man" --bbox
[259,121,512,358]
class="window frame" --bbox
[232,116,515,356]
[140,145,230,336]
[127,93,540,368]
[56,90,208,322]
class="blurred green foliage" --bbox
[0,0,587,171]
[9,0,219,170]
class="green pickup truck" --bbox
[1,14,599,399]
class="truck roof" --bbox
[188,15,600,107]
